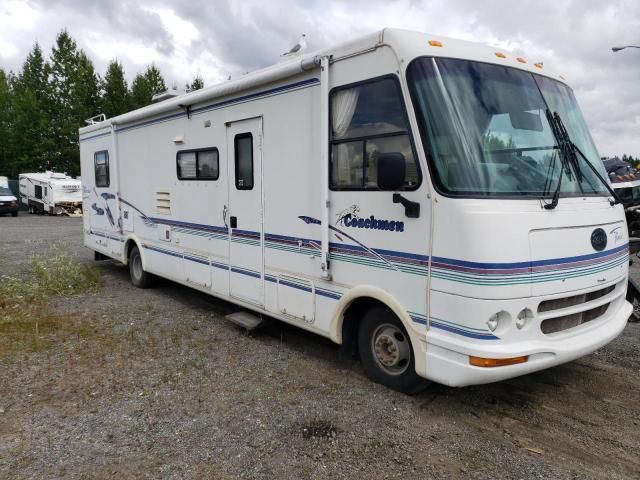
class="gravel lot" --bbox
[1,215,639,479]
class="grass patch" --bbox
[0,242,102,356]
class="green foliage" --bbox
[0,242,101,306]
[186,75,204,92]
[101,59,130,118]
[130,65,168,109]
[0,30,170,179]
[0,242,101,355]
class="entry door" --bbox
[226,117,264,306]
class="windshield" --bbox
[0,187,14,196]
[407,57,608,197]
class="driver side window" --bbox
[329,77,420,190]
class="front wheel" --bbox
[357,305,426,394]
[128,245,155,288]
[631,297,640,323]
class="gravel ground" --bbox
[0,215,639,479]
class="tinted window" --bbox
[94,150,109,187]
[235,134,253,190]
[177,149,219,180]
[330,77,419,190]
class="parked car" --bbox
[0,186,18,217]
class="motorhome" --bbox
[79,29,631,392]
[19,172,83,215]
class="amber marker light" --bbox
[516,57,527,63]
[495,52,506,58]
[428,40,443,47]
[469,356,529,368]
[534,62,543,69]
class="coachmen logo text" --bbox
[336,205,405,232]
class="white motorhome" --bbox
[79,29,631,392]
[19,172,83,215]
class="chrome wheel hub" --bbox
[371,324,411,375]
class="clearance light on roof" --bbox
[560,75,566,80]
[516,57,527,63]
[495,52,506,58]
[534,62,543,69]
[428,40,443,47]
[469,356,529,368]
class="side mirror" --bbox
[377,152,406,190]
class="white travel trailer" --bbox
[19,172,83,215]
[79,29,631,392]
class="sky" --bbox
[0,0,639,157]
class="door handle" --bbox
[230,216,238,228]
[393,193,420,218]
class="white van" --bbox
[79,29,631,392]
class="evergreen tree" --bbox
[144,64,167,97]
[129,73,150,110]
[0,69,11,176]
[10,43,52,176]
[74,51,101,126]
[129,65,167,109]
[48,30,81,175]
[101,59,130,117]
[186,74,204,92]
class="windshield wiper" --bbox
[543,109,573,210]
[552,111,620,206]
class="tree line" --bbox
[0,30,204,178]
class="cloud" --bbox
[0,0,638,155]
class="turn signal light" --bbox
[428,40,443,47]
[469,355,529,368]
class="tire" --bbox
[631,297,640,323]
[357,305,426,394]
[11,211,18,217]
[128,245,155,288]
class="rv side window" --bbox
[234,133,253,190]
[177,148,220,180]
[94,150,110,187]
[329,76,420,190]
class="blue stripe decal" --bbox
[140,242,497,340]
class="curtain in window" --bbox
[332,87,360,138]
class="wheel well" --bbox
[124,239,138,264]
[340,297,393,357]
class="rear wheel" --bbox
[11,211,18,217]
[357,305,426,394]
[128,245,155,288]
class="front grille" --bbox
[540,303,610,334]
[538,285,615,313]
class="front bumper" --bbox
[423,297,631,387]
[0,205,18,214]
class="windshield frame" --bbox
[406,56,609,201]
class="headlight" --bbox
[516,308,534,330]
[487,310,511,332]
